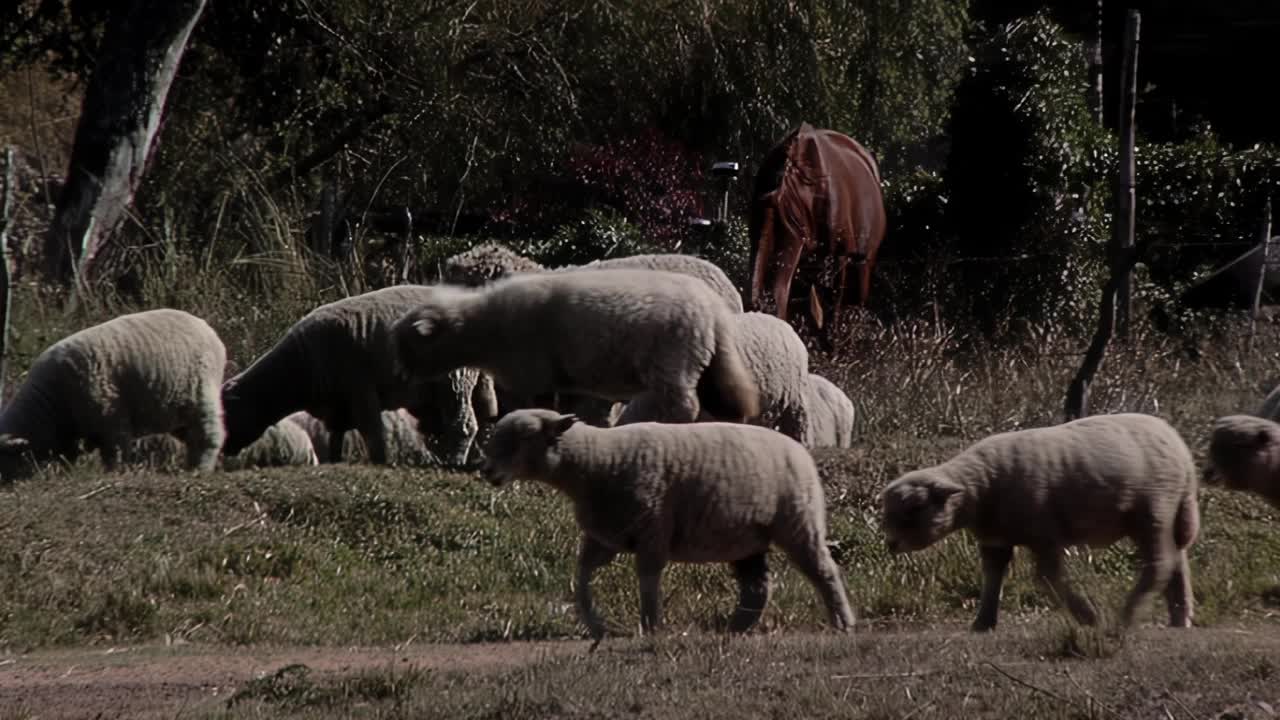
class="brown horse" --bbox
[747,123,886,342]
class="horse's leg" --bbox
[749,206,776,313]
[772,238,805,324]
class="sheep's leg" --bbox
[1120,535,1176,629]
[728,552,771,633]
[972,544,1013,632]
[183,398,225,472]
[779,538,855,631]
[1032,545,1098,626]
[776,402,809,443]
[355,402,389,465]
[576,535,617,647]
[621,388,701,425]
[326,428,347,463]
[635,552,669,636]
[1164,548,1194,628]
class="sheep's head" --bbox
[1203,414,1280,493]
[389,289,472,383]
[878,470,966,553]
[481,410,579,487]
[0,433,38,483]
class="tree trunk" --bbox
[41,0,209,288]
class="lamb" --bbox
[220,286,495,466]
[0,308,226,480]
[1202,414,1280,509]
[391,268,760,425]
[441,242,744,313]
[223,416,319,470]
[615,311,809,441]
[287,409,440,466]
[481,409,855,644]
[879,413,1199,632]
[805,373,855,448]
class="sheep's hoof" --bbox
[588,635,604,653]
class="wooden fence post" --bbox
[1114,9,1140,339]
[1250,197,1274,346]
[0,147,15,405]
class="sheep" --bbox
[441,242,744,312]
[805,373,855,448]
[1202,414,1280,509]
[481,409,856,644]
[391,268,760,425]
[0,308,226,480]
[287,409,440,466]
[441,243,746,427]
[879,413,1199,632]
[615,311,809,441]
[223,416,319,470]
[220,286,494,467]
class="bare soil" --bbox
[0,638,585,719]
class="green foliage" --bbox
[943,13,1112,335]
[1137,130,1280,288]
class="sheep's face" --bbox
[390,298,470,382]
[878,471,965,553]
[482,410,578,487]
[220,379,267,456]
[1203,415,1279,492]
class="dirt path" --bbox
[0,638,591,719]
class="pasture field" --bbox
[1,289,1280,717]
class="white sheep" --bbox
[805,373,855,448]
[879,413,1199,632]
[615,311,809,441]
[220,286,493,466]
[441,243,746,427]
[223,415,319,470]
[391,268,760,425]
[0,308,226,479]
[482,409,856,644]
[1202,414,1280,509]
[441,242,744,312]
[287,409,441,466]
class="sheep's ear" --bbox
[545,414,579,442]
[926,477,963,505]
[1254,427,1272,447]
[0,434,30,454]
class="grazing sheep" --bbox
[482,409,855,643]
[805,373,855,448]
[286,409,439,466]
[220,286,488,466]
[441,242,744,312]
[616,311,809,441]
[0,309,227,480]
[391,269,760,424]
[1202,414,1280,509]
[879,413,1199,632]
[442,243,746,427]
[223,416,319,470]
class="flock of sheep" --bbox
[0,241,1277,644]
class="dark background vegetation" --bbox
[1,0,1278,338]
